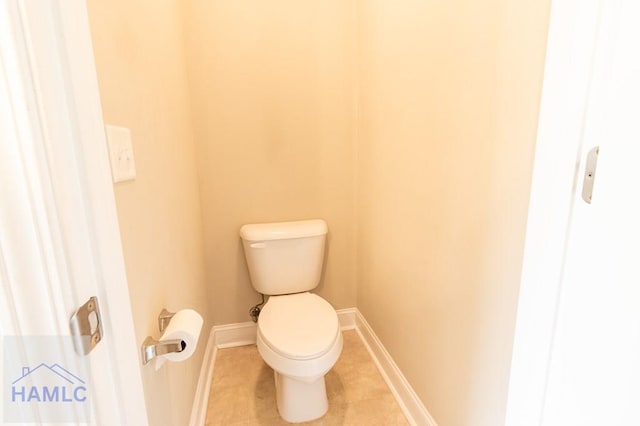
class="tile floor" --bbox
[205,330,409,425]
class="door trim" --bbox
[44,2,148,423]
[1,0,148,423]
[505,0,604,424]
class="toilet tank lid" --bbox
[240,219,327,242]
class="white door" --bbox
[541,1,640,424]
[0,1,147,424]
[506,0,640,425]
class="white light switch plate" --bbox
[105,125,136,183]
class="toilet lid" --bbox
[258,293,340,360]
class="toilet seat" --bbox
[258,292,340,361]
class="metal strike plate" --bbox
[582,146,600,204]
[70,296,103,355]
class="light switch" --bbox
[105,125,136,183]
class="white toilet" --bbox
[240,219,343,423]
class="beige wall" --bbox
[182,0,358,324]
[86,0,550,424]
[356,1,550,425]
[86,1,211,425]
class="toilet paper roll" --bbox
[154,309,203,371]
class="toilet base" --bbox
[274,371,328,423]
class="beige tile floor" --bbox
[205,330,409,425]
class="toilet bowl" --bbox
[257,293,343,422]
[239,219,342,423]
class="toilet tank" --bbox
[240,219,327,295]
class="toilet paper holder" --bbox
[158,308,175,333]
[141,309,184,365]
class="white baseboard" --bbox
[190,308,436,426]
[355,311,437,426]
[214,321,257,348]
[337,307,357,330]
[189,327,217,426]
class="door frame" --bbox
[1,0,148,424]
[505,0,604,424]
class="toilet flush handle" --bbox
[250,242,266,249]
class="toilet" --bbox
[240,219,343,423]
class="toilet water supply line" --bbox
[249,294,266,322]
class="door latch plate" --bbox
[70,296,103,355]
